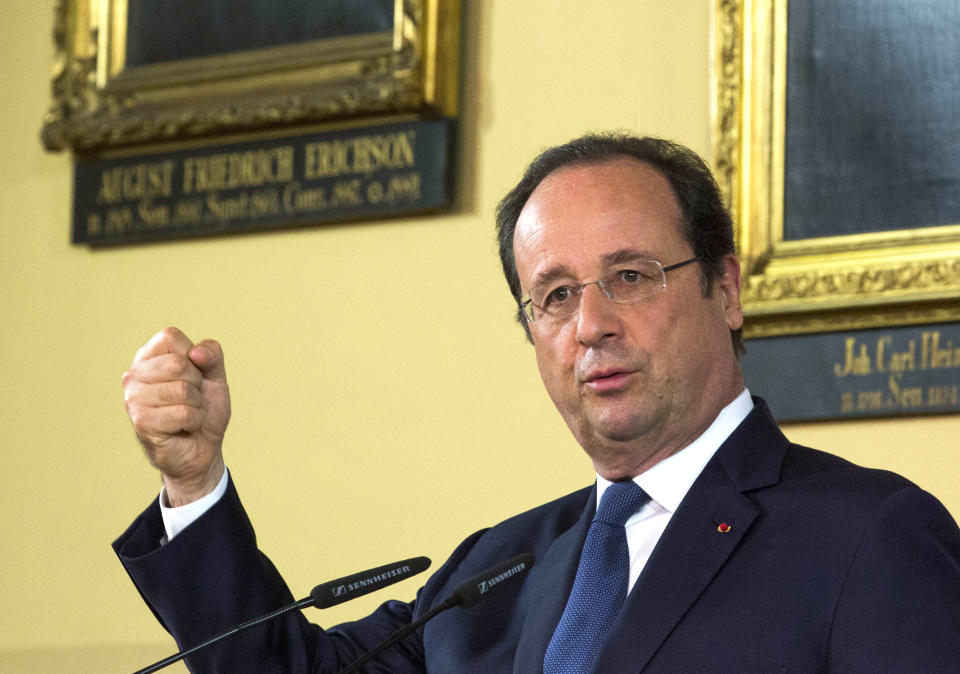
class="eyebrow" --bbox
[600,248,656,267]
[529,248,656,289]
[531,264,576,290]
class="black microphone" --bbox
[448,552,535,608]
[133,556,431,674]
[338,553,535,674]
[311,556,432,608]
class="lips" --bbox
[583,367,627,382]
[582,368,634,392]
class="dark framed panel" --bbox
[713,0,960,339]
[42,0,460,153]
[124,0,396,67]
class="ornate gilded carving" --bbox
[742,259,960,305]
[712,0,741,218]
[41,0,454,153]
[42,0,99,150]
[744,303,960,338]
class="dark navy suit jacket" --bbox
[115,400,960,672]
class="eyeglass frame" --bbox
[519,256,701,324]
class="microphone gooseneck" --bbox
[338,553,535,674]
[132,556,431,674]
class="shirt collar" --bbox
[596,388,754,514]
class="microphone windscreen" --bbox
[451,553,535,609]
[310,556,431,609]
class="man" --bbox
[116,134,960,672]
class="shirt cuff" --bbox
[158,467,230,545]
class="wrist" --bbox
[162,459,226,507]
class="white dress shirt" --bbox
[595,388,754,593]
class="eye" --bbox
[545,285,575,305]
[617,268,656,284]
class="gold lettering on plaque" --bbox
[922,331,960,369]
[834,337,871,377]
[97,161,175,204]
[182,146,294,194]
[304,131,416,179]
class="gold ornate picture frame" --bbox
[712,0,960,339]
[42,0,460,153]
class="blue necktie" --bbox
[543,480,649,673]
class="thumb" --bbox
[189,339,227,382]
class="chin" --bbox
[589,404,656,441]
[560,400,657,449]
[580,417,652,446]
[595,426,647,444]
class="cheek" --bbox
[629,307,702,379]
[533,332,577,391]
[621,306,672,356]
[667,306,729,372]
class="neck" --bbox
[588,383,746,481]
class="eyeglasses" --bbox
[520,256,700,324]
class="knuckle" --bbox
[154,353,190,381]
[166,379,191,403]
[161,326,183,341]
[123,376,141,397]
[175,378,193,399]
[173,404,194,427]
[164,353,184,374]
[128,408,145,430]
[172,354,196,377]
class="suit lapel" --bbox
[513,485,596,673]
[593,469,758,672]
[593,398,788,673]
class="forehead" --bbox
[513,157,686,283]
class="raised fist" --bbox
[122,327,231,505]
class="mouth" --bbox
[582,369,634,393]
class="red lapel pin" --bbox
[716,521,731,533]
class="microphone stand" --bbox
[337,596,460,674]
[337,553,535,673]
[134,596,315,674]
[132,555,430,674]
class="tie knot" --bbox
[594,480,648,526]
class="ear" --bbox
[716,254,743,331]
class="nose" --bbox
[575,282,621,346]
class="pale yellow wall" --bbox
[1,2,956,672]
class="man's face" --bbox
[512,157,744,479]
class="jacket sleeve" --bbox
[827,485,960,672]
[113,475,424,673]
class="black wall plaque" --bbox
[73,118,453,245]
[743,322,960,422]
